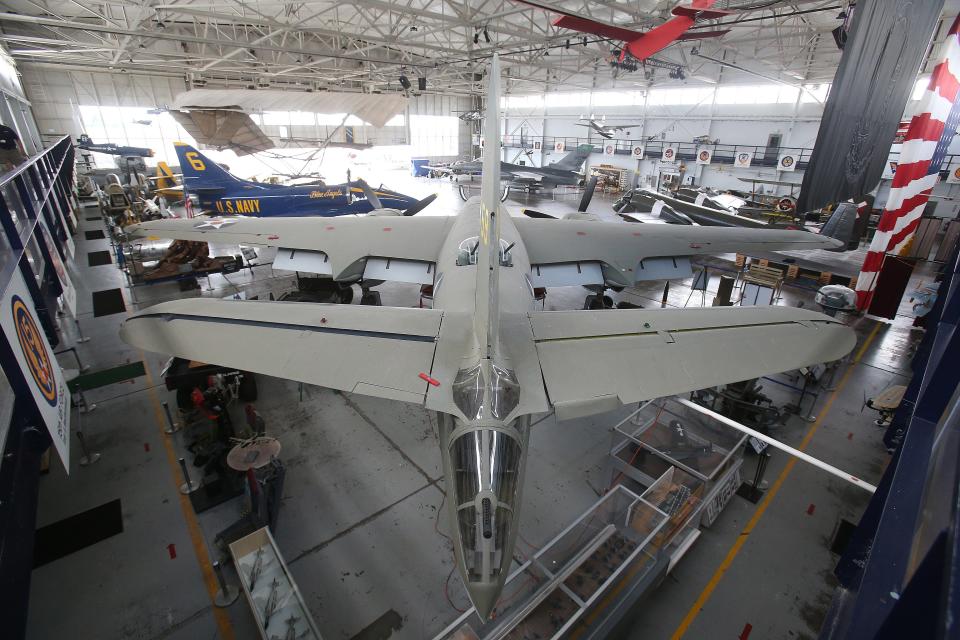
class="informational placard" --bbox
[554,141,565,153]
[533,140,541,150]
[631,144,645,159]
[734,150,753,168]
[0,270,70,468]
[38,219,76,316]
[777,153,797,171]
[946,163,960,184]
[603,143,616,156]
[696,147,713,165]
[662,145,679,162]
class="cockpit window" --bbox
[451,428,523,580]
[455,236,514,267]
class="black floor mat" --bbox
[34,499,124,568]
[85,216,101,222]
[84,230,105,240]
[87,250,112,267]
[92,288,126,317]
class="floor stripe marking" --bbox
[142,353,237,638]
[669,321,882,640]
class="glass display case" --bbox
[433,478,704,640]
[610,397,748,527]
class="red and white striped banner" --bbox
[855,16,960,310]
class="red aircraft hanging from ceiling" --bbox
[513,0,732,63]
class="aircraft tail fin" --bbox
[156,161,177,189]
[820,201,859,251]
[173,142,245,192]
[549,144,593,171]
[475,54,502,358]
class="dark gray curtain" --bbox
[797,0,944,212]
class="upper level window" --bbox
[456,236,514,267]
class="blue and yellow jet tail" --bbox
[173,142,246,190]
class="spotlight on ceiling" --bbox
[473,31,479,44]
[483,28,490,43]
[399,75,411,90]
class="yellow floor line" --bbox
[669,321,882,640]
[142,355,237,639]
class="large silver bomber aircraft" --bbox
[120,56,856,619]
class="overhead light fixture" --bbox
[582,37,588,46]
[399,75,411,90]
[418,77,427,91]
[483,28,490,43]
[565,39,570,49]
[473,31,479,44]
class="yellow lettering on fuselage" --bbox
[215,199,261,214]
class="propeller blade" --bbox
[402,193,438,216]
[355,179,383,209]
[501,185,510,202]
[578,176,598,212]
[457,184,470,201]
[522,209,557,219]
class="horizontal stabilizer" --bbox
[121,299,444,404]
[529,306,856,420]
[677,29,731,40]
[672,6,732,19]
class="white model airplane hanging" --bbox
[119,55,856,619]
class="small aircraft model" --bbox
[515,0,731,65]
[575,117,643,139]
[76,134,154,158]
[430,144,592,192]
[173,143,436,217]
[120,56,856,618]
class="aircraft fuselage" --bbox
[429,200,540,618]
[197,183,418,217]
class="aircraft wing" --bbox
[513,218,841,275]
[125,215,455,279]
[528,306,856,420]
[510,172,546,183]
[121,299,445,403]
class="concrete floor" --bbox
[26,178,926,640]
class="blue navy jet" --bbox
[77,134,154,157]
[174,142,436,217]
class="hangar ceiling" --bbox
[0,0,936,97]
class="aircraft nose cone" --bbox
[467,582,501,620]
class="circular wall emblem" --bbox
[12,295,57,406]
[780,155,795,168]
[605,145,614,154]
[953,167,960,180]
[699,151,710,161]
[738,153,750,163]
[194,218,238,230]
[663,148,675,159]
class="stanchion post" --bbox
[178,457,200,494]
[162,401,181,434]
[74,317,90,343]
[212,560,240,607]
[76,430,101,466]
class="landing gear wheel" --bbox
[339,286,354,304]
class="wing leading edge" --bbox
[121,299,446,403]
[529,306,856,420]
